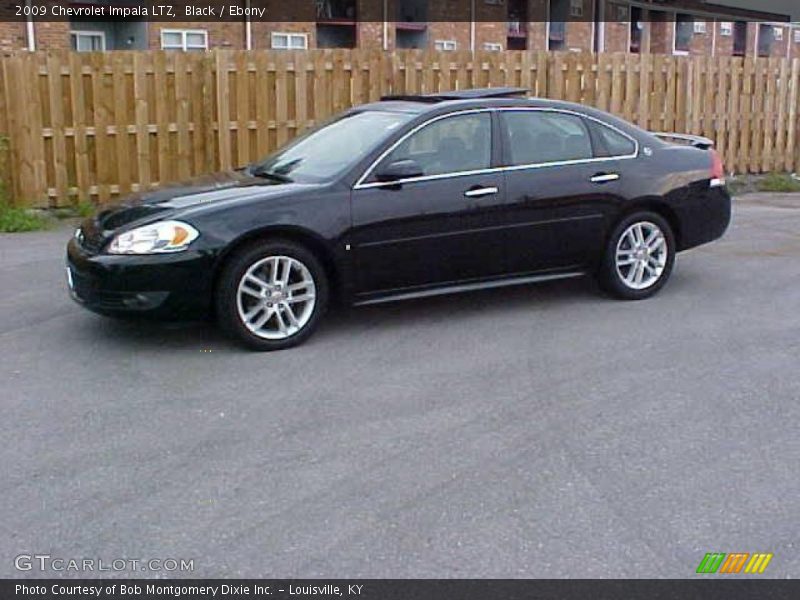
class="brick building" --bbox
[1,1,797,59]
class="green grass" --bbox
[76,199,95,218]
[756,173,800,193]
[725,178,748,197]
[0,201,51,233]
[0,137,49,232]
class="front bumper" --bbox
[66,238,217,320]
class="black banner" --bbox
[0,0,794,23]
[3,580,800,600]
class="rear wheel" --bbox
[216,240,329,350]
[599,211,675,300]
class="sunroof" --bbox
[380,87,529,103]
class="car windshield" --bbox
[250,110,413,183]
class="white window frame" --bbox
[71,30,106,52]
[483,42,503,52]
[795,29,800,44]
[719,22,733,37]
[774,26,784,42]
[271,32,309,50]
[160,29,208,51]
[434,40,458,51]
[694,21,707,35]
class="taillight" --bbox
[710,150,725,187]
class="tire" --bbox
[598,211,676,300]
[215,239,329,351]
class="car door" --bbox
[349,110,507,297]
[498,109,631,275]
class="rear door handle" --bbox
[590,173,620,184]
[464,186,499,198]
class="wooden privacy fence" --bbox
[0,49,799,208]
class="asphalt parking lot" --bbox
[1,193,799,579]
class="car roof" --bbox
[359,95,599,116]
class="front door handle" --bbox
[590,173,620,184]
[464,186,499,198]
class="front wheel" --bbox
[216,240,329,351]
[598,212,675,300]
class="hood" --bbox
[94,170,309,231]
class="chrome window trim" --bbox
[353,106,639,191]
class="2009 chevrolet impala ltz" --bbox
[67,88,731,350]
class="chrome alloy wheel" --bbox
[236,256,317,340]
[615,221,668,290]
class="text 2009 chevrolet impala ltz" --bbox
[67,88,731,350]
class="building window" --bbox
[160,29,208,51]
[316,0,357,20]
[774,27,784,42]
[271,32,309,50]
[569,0,583,18]
[795,29,800,44]
[675,15,694,54]
[317,23,356,48]
[719,22,733,37]
[758,23,774,56]
[434,40,457,51]
[629,6,643,53]
[483,42,503,52]
[733,21,748,56]
[71,31,106,52]
[693,21,707,35]
[549,21,566,51]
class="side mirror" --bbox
[375,159,424,182]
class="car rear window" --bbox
[587,120,637,157]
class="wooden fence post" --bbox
[44,52,67,206]
[200,51,216,173]
[215,50,232,172]
[3,54,48,207]
[787,58,800,174]
[0,54,14,205]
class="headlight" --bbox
[107,220,199,255]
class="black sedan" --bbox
[67,88,731,350]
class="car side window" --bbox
[588,120,637,158]
[378,112,492,178]
[502,111,593,166]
